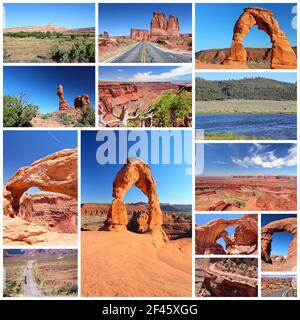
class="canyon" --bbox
[3,148,78,246]
[196,258,258,297]
[195,176,297,211]
[196,7,297,69]
[99,81,192,127]
[195,214,258,255]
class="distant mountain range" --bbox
[4,24,95,35]
[4,249,76,256]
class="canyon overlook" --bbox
[3,149,78,246]
[99,81,192,127]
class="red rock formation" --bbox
[195,214,258,255]
[57,85,74,112]
[261,217,297,271]
[150,12,180,39]
[19,194,77,233]
[102,157,167,240]
[167,15,180,37]
[4,148,78,216]
[224,7,296,69]
[74,94,91,113]
[130,29,149,41]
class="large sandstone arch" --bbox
[261,217,297,266]
[4,148,78,217]
[195,214,258,254]
[103,157,167,238]
[224,7,296,69]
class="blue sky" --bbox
[4,3,95,29]
[99,3,192,35]
[3,131,77,183]
[262,214,296,256]
[196,3,297,51]
[4,67,95,114]
[81,130,192,204]
[196,72,297,84]
[99,66,192,83]
[196,143,297,176]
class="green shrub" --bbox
[79,108,95,126]
[3,95,39,127]
[58,113,72,125]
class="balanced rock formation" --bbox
[224,7,297,69]
[150,12,180,39]
[102,157,167,240]
[261,217,297,270]
[57,85,74,112]
[74,94,91,113]
[130,29,149,41]
[4,148,77,217]
[195,214,258,255]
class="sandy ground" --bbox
[81,230,192,297]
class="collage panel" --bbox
[3,3,96,63]
[99,3,192,63]
[80,130,192,297]
[98,65,192,127]
[195,3,297,69]
[195,257,258,297]
[3,130,78,247]
[3,66,95,128]
[3,249,78,297]
[195,143,297,212]
[261,274,297,297]
[195,72,297,140]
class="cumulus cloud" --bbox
[129,66,192,82]
[232,144,297,169]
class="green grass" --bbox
[197,132,271,140]
[195,99,296,114]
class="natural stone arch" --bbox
[195,214,258,254]
[224,7,296,69]
[4,148,77,217]
[103,157,167,239]
[261,217,297,264]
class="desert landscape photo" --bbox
[99,3,192,63]
[261,275,297,297]
[3,66,95,127]
[81,130,192,297]
[4,249,77,297]
[195,72,297,140]
[99,66,192,127]
[195,3,297,69]
[261,214,297,272]
[3,3,95,63]
[3,131,78,246]
[195,214,258,255]
[195,143,297,211]
[195,258,258,297]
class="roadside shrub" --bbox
[3,95,39,127]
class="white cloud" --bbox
[129,66,192,82]
[232,144,297,169]
[117,69,124,72]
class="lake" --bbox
[196,114,297,140]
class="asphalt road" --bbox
[109,42,192,63]
[23,260,43,297]
[262,287,294,297]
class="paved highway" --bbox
[108,42,192,63]
[262,287,294,297]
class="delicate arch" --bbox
[224,7,296,69]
